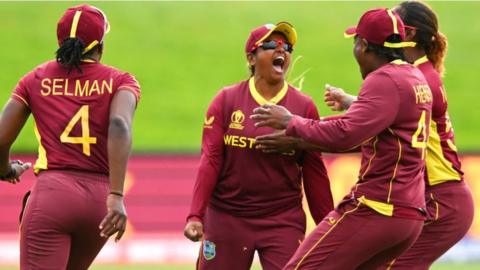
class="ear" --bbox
[360,38,369,53]
[247,53,256,67]
[405,28,416,42]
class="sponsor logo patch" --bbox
[203,240,216,261]
[204,115,215,128]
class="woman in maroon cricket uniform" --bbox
[253,9,433,269]
[184,22,333,270]
[383,1,475,268]
[0,5,140,269]
[322,2,475,269]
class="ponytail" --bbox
[56,38,86,73]
[427,31,448,76]
[396,1,448,76]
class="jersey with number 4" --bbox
[286,61,433,218]
[12,60,140,175]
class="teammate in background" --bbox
[0,5,140,269]
[184,22,333,270]
[323,2,474,269]
[252,9,432,269]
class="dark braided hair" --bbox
[56,38,95,73]
[396,1,447,75]
[366,34,408,62]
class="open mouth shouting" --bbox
[272,55,285,74]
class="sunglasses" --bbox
[257,40,293,53]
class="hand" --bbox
[0,160,31,184]
[255,130,302,154]
[251,104,293,130]
[99,194,127,242]
[324,84,353,111]
[184,221,204,242]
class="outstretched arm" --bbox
[252,73,400,151]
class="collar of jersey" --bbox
[413,55,429,66]
[81,59,97,63]
[248,77,288,106]
[390,59,409,65]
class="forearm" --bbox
[188,154,222,222]
[107,117,132,194]
[0,148,10,175]
[0,99,30,175]
[342,94,357,109]
[302,152,334,223]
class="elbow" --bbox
[109,116,131,139]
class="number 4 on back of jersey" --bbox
[60,105,97,156]
[411,110,427,160]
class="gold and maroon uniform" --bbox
[384,57,474,270]
[13,60,140,269]
[283,61,432,270]
[188,78,333,270]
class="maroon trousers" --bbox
[381,181,474,270]
[197,205,306,270]
[283,201,423,270]
[20,170,109,270]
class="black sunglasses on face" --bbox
[258,40,293,53]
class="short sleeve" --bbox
[11,72,34,107]
[117,73,141,104]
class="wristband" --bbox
[109,191,124,197]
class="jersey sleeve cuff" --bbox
[117,86,141,105]
[186,215,203,223]
[11,93,29,108]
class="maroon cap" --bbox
[344,8,416,48]
[245,22,297,53]
[57,5,110,54]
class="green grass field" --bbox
[1,262,480,270]
[0,2,479,153]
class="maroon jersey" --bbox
[414,56,463,186]
[188,78,333,223]
[286,61,433,219]
[12,60,140,175]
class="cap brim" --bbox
[255,21,297,46]
[344,26,357,38]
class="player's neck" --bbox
[404,47,427,64]
[83,51,102,63]
[253,76,284,100]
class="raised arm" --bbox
[184,91,226,242]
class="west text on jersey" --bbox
[223,135,255,149]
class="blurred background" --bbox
[0,1,479,269]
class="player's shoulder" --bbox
[220,79,248,93]
[92,62,130,76]
[286,84,314,103]
[417,62,442,89]
[215,79,249,101]
[365,62,413,86]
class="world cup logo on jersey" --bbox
[229,110,245,130]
